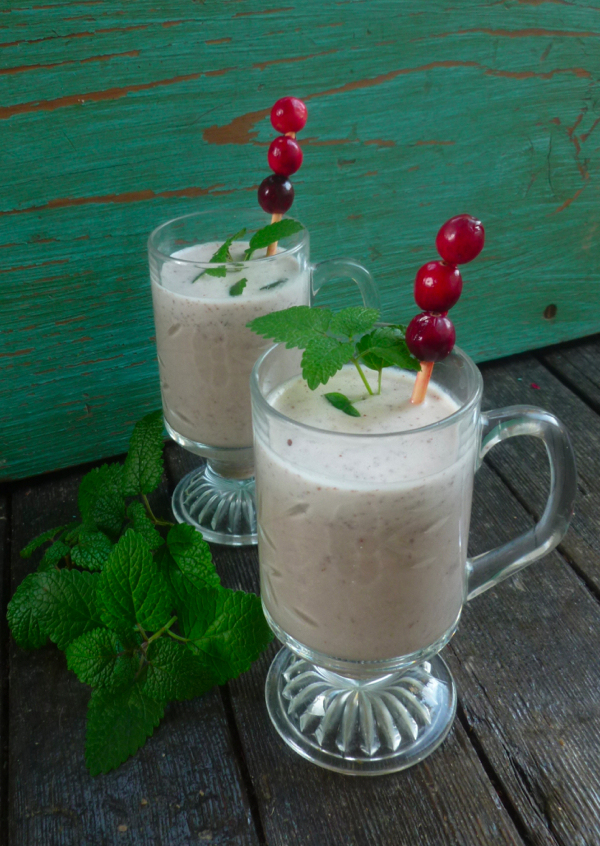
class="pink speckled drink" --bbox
[151,240,309,450]
[255,365,475,661]
[251,340,576,775]
[148,209,379,547]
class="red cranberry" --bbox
[406,312,456,362]
[257,174,294,214]
[270,97,308,134]
[268,136,303,176]
[435,214,484,265]
[414,261,462,312]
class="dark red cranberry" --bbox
[270,97,308,134]
[406,312,456,362]
[268,136,303,176]
[435,214,485,265]
[257,174,294,214]
[414,261,462,312]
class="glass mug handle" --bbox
[310,258,381,310]
[467,406,577,600]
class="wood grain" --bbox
[2,0,600,478]
[540,334,600,414]
[7,468,261,846]
[450,460,600,846]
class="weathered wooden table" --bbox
[1,335,600,846]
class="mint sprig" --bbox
[248,306,419,399]
[191,219,304,289]
[7,411,273,775]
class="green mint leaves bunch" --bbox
[7,411,272,775]
[248,306,420,415]
[193,219,304,297]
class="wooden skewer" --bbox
[266,213,282,256]
[410,361,434,405]
[266,131,297,257]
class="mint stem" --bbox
[146,616,178,646]
[166,629,190,643]
[142,494,173,527]
[352,358,374,396]
[377,369,382,395]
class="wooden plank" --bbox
[477,352,600,595]
[165,448,527,846]
[540,334,600,413]
[2,0,600,479]
[0,490,9,846]
[449,460,600,846]
[8,468,261,846]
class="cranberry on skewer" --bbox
[435,214,484,265]
[270,97,308,134]
[268,136,303,177]
[258,174,295,216]
[414,261,462,313]
[409,213,485,404]
[406,311,457,405]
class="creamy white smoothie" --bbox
[151,241,309,448]
[254,365,478,662]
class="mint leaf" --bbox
[356,327,419,372]
[324,392,361,417]
[122,410,164,497]
[329,307,380,338]
[8,570,102,651]
[204,265,227,278]
[127,502,163,550]
[248,305,332,348]
[63,523,83,545]
[20,525,67,558]
[260,278,287,291]
[166,524,220,590]
[38,540,70,571]
[85,684,164,776]
[301,338,355,390]
[7,573,51,649]
[78,464,125,536]
[177,584,273,684]
[143,639,218,704]
[244,219,304,260]
[71,530,113,572]
[43,570,103,651]
[98,530,173,632]
[228,277,247,297]
[66,628,138,691]
[192,229,247,281]
[210,228,246,264]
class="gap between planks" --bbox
[0,489,11,846]
[219,686,269,846]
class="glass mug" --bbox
[250,342,576,774]
[148,208,379,546]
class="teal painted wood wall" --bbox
[1,0,599,479]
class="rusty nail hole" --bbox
[543,304,557,319]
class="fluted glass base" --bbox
[265,647,456,775]
[172,464,257,546]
